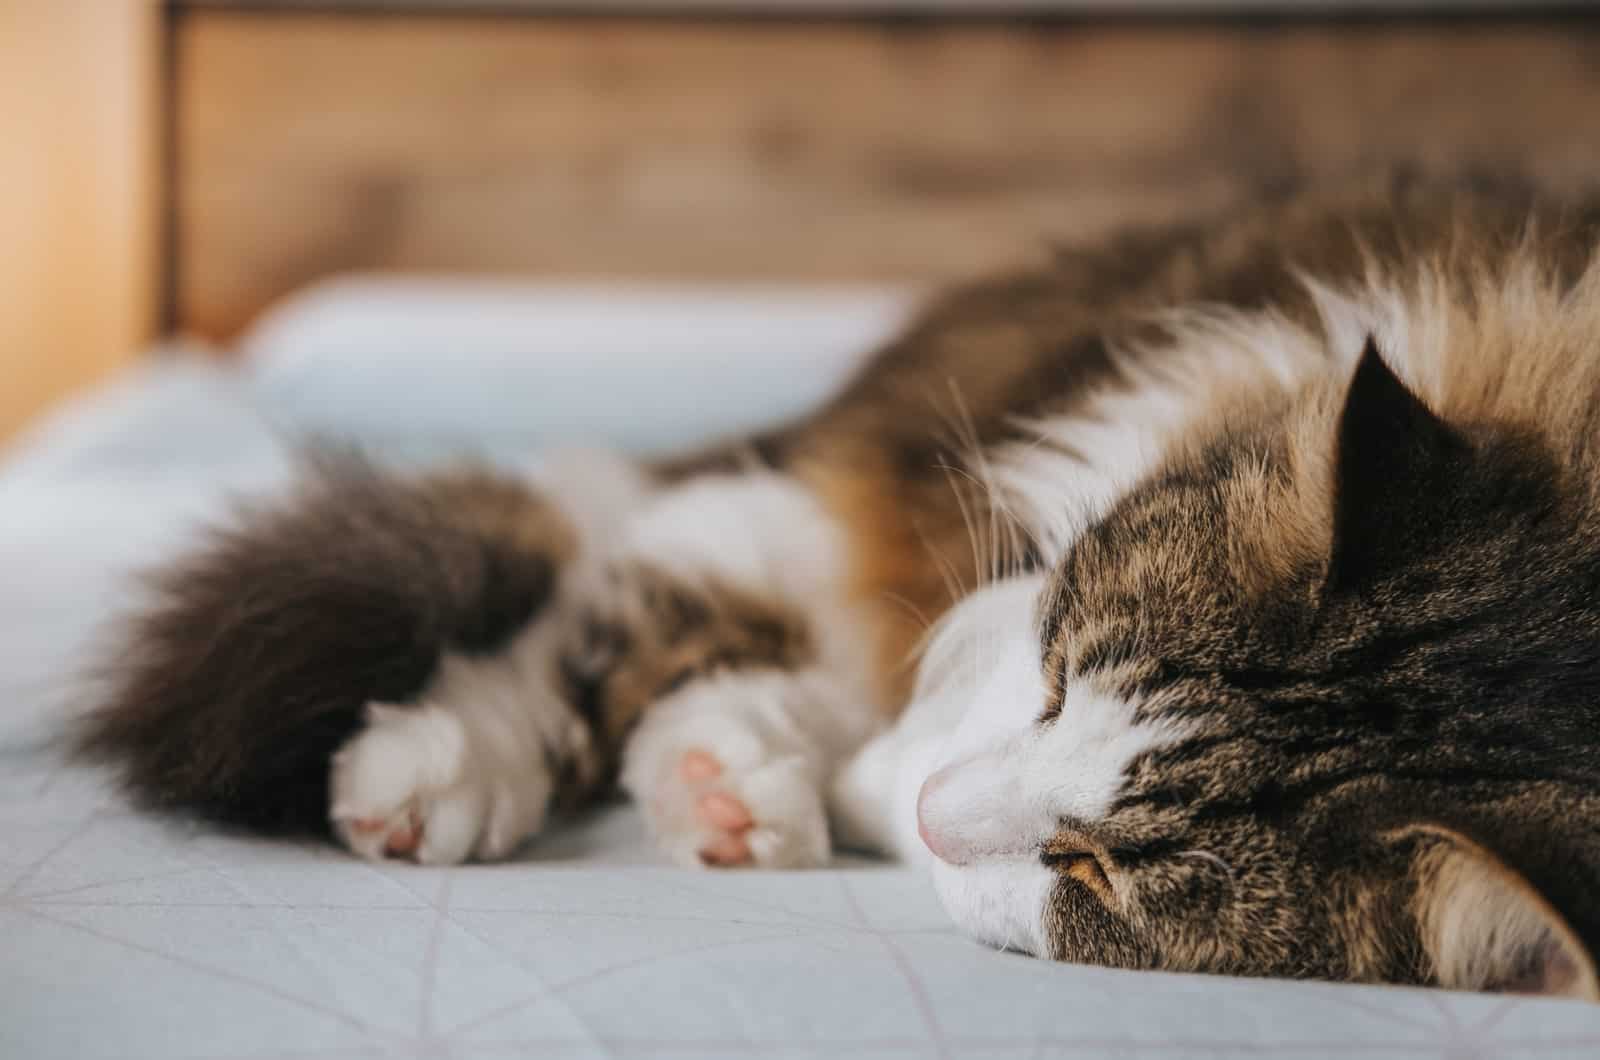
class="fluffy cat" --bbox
[80,172,1600,1000]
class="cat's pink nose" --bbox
[916,766,971,865]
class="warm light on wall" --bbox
[0,1,156,441]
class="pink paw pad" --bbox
[700,833,752,866]
[350,810,423,859]
[699,791,753,831]
[385,821,421,857]
[677,749,755,867]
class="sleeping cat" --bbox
[81,172,1600,1000]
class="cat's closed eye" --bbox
[1042,844,1115,903]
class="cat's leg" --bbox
[324,452,651,864]
[569,471,884,868]
[78,447,661,856]
[328,613,592,864]
[331,467,882,867]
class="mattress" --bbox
[3,282,1597,1059]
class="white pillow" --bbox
[239,276,922,456]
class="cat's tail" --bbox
[74,453,584,836]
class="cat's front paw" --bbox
[660,747,830,868]
[621,674,833,869]
[330,702,550,864]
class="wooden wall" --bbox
[3,7,1592,437]
[171,11,1600,341]
[0,1,157,440]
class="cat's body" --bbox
[82,173,1600,999]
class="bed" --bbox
[9,3,1600,1056]
[4,280,1600,1059]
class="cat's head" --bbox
[918,340,1600,999]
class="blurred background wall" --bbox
[3,2,1597,443]
[0,1,157,441]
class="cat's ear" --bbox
[1387,823,1598,999]
[1327,337,1462,589]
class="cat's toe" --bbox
[700,833,753,866]
[382,811,423,857]
[338,808,422,861]
[329,701,489,864]
[698,790,753,831]
[334,804,424,861]
[694,788,755,865]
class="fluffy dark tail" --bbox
[76,455,568,835]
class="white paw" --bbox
[329,702,549,864]
[621,672,834,869]
[646,746,830,869]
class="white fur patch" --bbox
[624,472,847,605]
[522,448,655,548]
[914,654,1188,865]
[927,855,1056,957]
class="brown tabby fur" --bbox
[744,170,1600,991]
[774,171,1600,705]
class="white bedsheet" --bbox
[3,317,1598,1058]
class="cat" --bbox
[79,171,1600,1000]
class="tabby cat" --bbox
[81,172,1600,1000]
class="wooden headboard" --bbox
[170,6,1600,340]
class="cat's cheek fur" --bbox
[829,578,1047,862]
[862,572,1190,858]
[928,856,1057,957]
[847,572,1193,950]
[850,584,1061,940]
